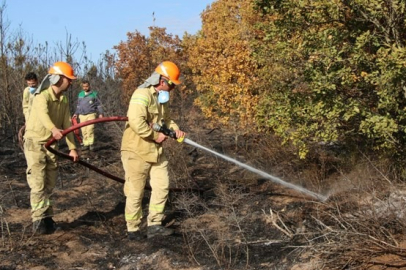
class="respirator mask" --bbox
[158,91,170,104]
[29,87,37,94]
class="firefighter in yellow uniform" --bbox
[24,61,79,235]
[121,61,186,240]
[22,72,39,123]
[22,72,39,165]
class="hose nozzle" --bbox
[152,122,184,143]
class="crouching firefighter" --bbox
[121,61,186,240]
[24,61,79,235]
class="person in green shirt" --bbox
[72,80,104,151]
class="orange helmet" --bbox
[155,61,181,85]
[48,61,77,80]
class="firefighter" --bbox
[22,72,39,122]
[72,80,104,151]
[24,61,79,235]
[121,61,186,240]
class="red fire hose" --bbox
[44,116,128,184]
[44,116,203,193]
[71,116,83,144]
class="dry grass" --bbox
[179,184,250,269]
[165,129,406,269]
[4,115,406,269]
[0,204,12,248]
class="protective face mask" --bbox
[29,87,37,94]
[158,91,170,104]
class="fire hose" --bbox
[71,116,83,144]
[44,116,127,183]
[43,116,203,193]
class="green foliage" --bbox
[252,0,406,158]
[3,0,406,164]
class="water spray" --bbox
[153,122,328,202]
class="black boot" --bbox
[32,219,47,235]
[44,217,57,234]
[128,231,144,241]
[147,225,174,239]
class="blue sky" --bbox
[4,0,213,61]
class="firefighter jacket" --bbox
[74,90,103,115]
[22,87,34,122]
[121,86,179,163]
[24,86,76,150]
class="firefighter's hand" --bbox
[69,149,79,162]
[154,133,167,144]
[175,130,186,140]
[72,114,77,119]
[51,127,64,140]
[99,114,103,118]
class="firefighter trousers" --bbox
[121,150,169,232]
[24,139,58,222]
[79,113,97,146]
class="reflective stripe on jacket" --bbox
[121,86,179,163]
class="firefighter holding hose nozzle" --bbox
[121,61,185,240]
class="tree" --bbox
[114,27,182,105]
[0,0,110,146]
[186,0,259,131]
[252,0,406,158]
[0,1,40,140]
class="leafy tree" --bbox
[186,0,259,131]
[114,27,182,105]
[252,0,406,158]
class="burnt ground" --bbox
[2,120,406,269]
